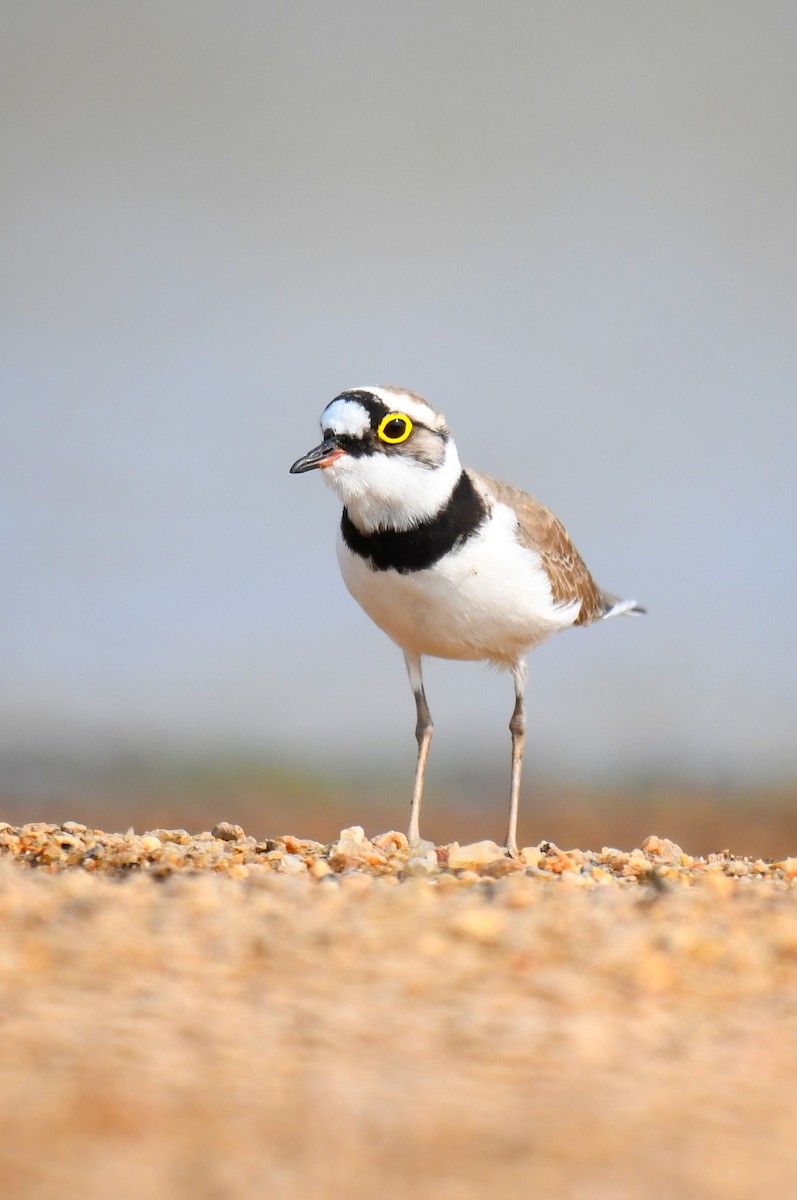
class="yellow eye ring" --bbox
[377,413,413,444]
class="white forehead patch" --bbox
[321,398,371,439]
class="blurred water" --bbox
[2,0,796,784]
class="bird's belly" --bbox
[337,519,578,664]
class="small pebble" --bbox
[212,822,245,842]
[641,835,685,863]
[448,840,506,870]
[280,854,307,875]
[404,856,439,878]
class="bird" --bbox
[290,385,644,855]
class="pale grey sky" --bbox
[2,1,796,784]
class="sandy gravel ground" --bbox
[2,820,797,1200]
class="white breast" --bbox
[337,502,581,665]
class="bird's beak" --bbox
[289,437,346,474]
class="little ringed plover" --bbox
[290,385,644,854]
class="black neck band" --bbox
[340,470,486,574]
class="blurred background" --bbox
[2,0,795,853]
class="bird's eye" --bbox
[377,413,413,444]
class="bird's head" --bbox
[290,386,461,532]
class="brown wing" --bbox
[471,471,607,626]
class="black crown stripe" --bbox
[330,390,390,428]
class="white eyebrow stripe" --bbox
[355,387,440,429]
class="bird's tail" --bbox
[600,592,647,619]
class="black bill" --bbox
[289,437,344,474]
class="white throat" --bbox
[323,440,463,532]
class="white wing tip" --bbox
[602,597,646,619]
